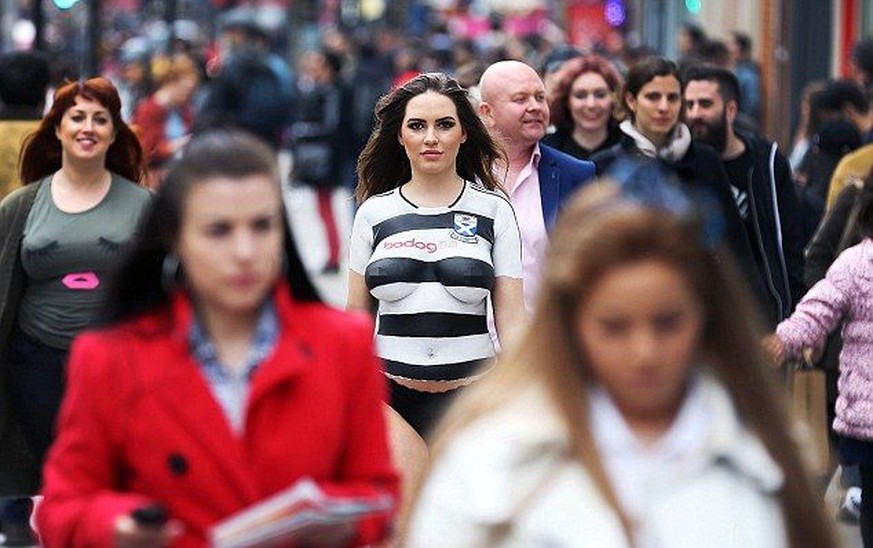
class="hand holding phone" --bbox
[114,504,180,547]
[131,504,168,527]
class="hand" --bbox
[169,134,191,154]
[802,345,824,367]
[113,514,182,548]
[762,334,786,366]
[288,520,356,547]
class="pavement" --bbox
[282,183,353,307]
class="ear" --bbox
[397,132,408,155]
[725,99,739,124]
[624,92,637,115]
[477,101,493,127]
[461,127,467,144]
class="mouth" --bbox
[228,273,259,287]
[422,151,442,159]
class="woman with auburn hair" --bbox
[406,162,838,547]
[0,77,151,533]
[349,72,524,441]
[543,54,624,160]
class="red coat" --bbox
[132,95,194,167]
[36,285,398,547]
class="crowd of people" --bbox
[0,8,870,548]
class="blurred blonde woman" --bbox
[406,161,837,547]
[133,53,200,189]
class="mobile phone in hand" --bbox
[131,504,169,527]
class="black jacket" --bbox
[804,181,866,286]
[732,130,805,325]
[592,135,767,315]
[290,79,347,189]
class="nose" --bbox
[526,96,541,111]
[233,230,257,261]
[629,329,658,367]
[424,126,438,144]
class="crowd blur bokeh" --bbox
[1,2,873,546]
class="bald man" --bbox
[478,60,595,309]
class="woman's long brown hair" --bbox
[356,72,505,204]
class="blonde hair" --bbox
[410,178,837,547]
[151,53,199,87]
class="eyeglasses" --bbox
[602,157,726,249]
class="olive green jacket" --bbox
[0,182,41,496]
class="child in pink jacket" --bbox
[767,188,873,543]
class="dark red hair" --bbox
[548,55,624,132]
[19,77,146,185]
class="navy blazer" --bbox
[537,143,596,231]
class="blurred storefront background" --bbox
[0,0,870,147]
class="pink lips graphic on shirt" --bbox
[62,272,100,290]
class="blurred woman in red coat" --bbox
[132,53,199,189]
[36,130,398,547]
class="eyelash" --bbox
[574,92,609,99]
[70,117,109,125]
[206,218,276,236]
[253,217,275,231]
[407,121,456,131]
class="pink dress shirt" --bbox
[505,144,547,311]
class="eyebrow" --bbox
[69,109,109,115]
[406,116,457,123]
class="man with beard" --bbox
[478,60,595,309]
[684,64,805,326]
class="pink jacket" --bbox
[777,238,873,440]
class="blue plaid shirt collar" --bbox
[189,299,280,382]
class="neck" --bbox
[637,124,668,148]
[197,302,262,372]
[502,140,537,169]
[59,159,109,188]
[722,133,746,160]
[200,304,259,342]
[404,172,464,207]
[572,125,608,151]
[622,401,683,446]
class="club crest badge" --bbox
[451,213,478,243]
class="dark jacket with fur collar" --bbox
[592,134,769,317]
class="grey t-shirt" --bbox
[18,175,151,349]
